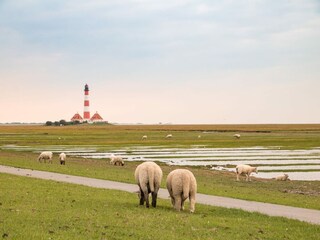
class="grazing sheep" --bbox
[141,135,147,140]
[110,154,124,166]
[236,164,258,181]
[59,152,66,165]
[135,162,163,208]
[233,134,241,139]
[166,169,197,213]
[38,151,53,163]
[275,173,290,181]
[165,134,173,139]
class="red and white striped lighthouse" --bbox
[83,84,90,121]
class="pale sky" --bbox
[1,0,320,124]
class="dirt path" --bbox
[1,165,319,225]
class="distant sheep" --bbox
[233,134,241,139]
[275,173,290,181]
[166,169,197,213]
[59,152,66,165]
[198,135,201,139]
[110,154,124,166]
[236,164,258,181]
[141,135,147,140]
[135,162,163,208]
[38,151,53,163]
[165,134,173,139]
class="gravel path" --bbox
[1,165,319,225]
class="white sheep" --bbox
[38,151,53,164]
[141,135,147,140]
[109,154,124,166]
[198,135,201,139]
[236,164,258,181]
[233,134,241,139]
[135,162,163,208]
[275,173,290,181]
[166,169,197,213]
[165,134,173,139]
[59,152,66,165]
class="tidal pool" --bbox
[2,145,320,181]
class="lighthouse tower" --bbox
[83,84,90,121]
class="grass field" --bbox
[0,124,320,210]
[1,124,320,148]
[1,173,319,240]
[1,124,320,239]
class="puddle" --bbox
[2,145,320,181]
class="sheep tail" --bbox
[149,170,155,193]
[183,182,190,200]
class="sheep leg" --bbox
[246,174,249,182]
[139,188,145,205]
[189,196,196,213]
[144,191,150,208]
[236,173,240,181]
[170,197,175,207]
[181,199,185,211]
[174,195,182,211]
[151,192,157,207]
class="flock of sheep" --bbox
[37,151,197,212]
[37,143,290,213]
[141,133,241,140]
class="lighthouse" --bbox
[71,84,106,123]
[83,84,90,121]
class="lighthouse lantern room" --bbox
[83,84,90,121]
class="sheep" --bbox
[165,134,173,139]
[38,151,53,163]
[109,154,124,166]
[134,161,163,208]
[166,169,197,213]
[198,135,201,139]
[236,164,258,181]
[141,135,147,140]
[233,134,241,139]
[275,173,290,181]
[59,152,66,165]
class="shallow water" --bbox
[2,145,320,181]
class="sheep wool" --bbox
[275,174,290,181]
[134,162,163,208]
[110,154,124,166]
[236,164,258,181]
[59,152,66,165]
[166,169,197,213]
[38,151,53,164]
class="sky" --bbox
[0,0,320,124]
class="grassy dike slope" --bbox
[0,151,319,210]
[1,173,319,240]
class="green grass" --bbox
[0,124,319,210]
[1,173,319,240]
[0,151,319,210]
[1,124,320,149]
